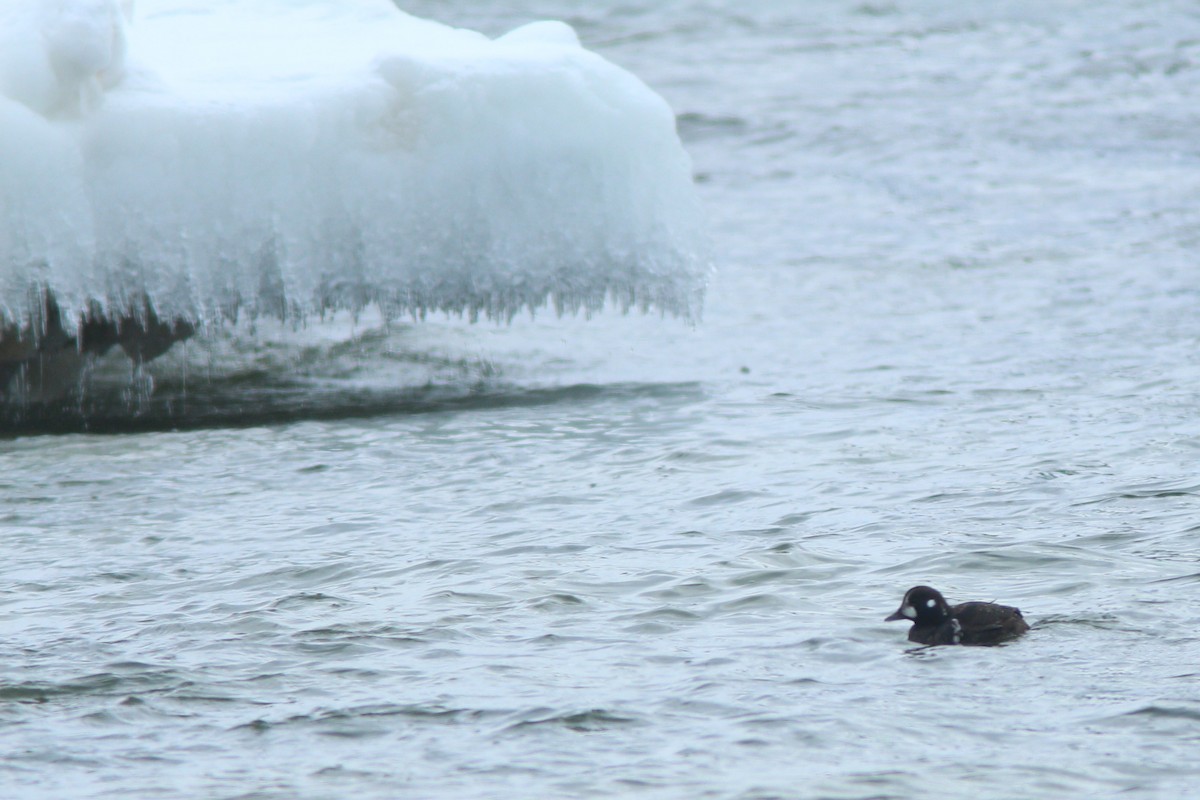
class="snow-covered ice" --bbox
[0,0,706,358]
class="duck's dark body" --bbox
[886,586,1029,646]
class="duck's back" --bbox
[951,601,1029,644]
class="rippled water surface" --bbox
[5,1,1200,798]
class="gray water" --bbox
[5,1,1200,797]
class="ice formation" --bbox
[0,0,706,395]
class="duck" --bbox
[885,585,1029,645]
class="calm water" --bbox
[5,1,1200,798]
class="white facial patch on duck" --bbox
[900,604,916,619]
[926,599,937,608]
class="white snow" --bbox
[0,0,706,337]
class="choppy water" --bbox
[5,1,1200,797]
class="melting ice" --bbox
[0,0,706,403]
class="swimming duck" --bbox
[885,585,1029,645]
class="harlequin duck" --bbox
[885,585,1029,645]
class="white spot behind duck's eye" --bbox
[902,605,916,619]
[926,599,937,608]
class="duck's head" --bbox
[885,585,952,626]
